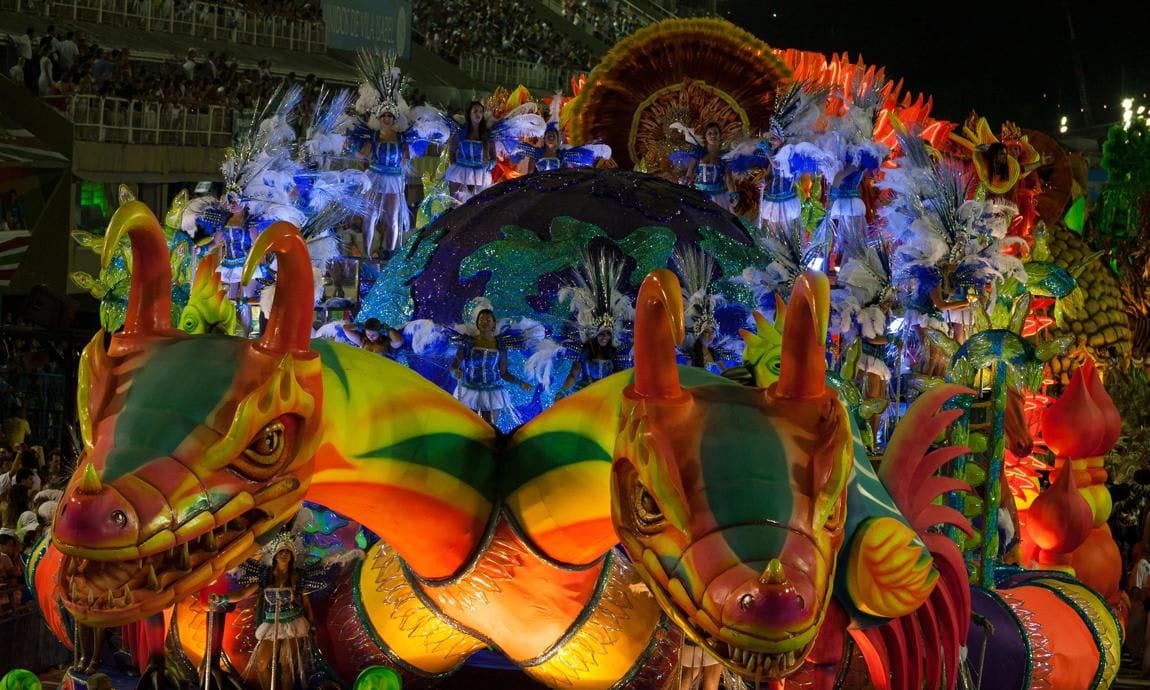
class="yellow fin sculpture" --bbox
[178,250,238,335]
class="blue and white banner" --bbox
[321,0,412,60]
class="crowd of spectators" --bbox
[5,23,339,134]
[561,0,649,45]
[0,330,77,621]
[413,0,593,71]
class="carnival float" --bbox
[17,14,1142,690]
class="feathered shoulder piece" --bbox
[406,297,549,356]
[222,83,303,201]
[673,246,723,338]
[841,232,892,308]
[769,80,831,142]
[739,220,818,303]
[300,87,353,165]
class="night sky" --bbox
[724,0,1148,134]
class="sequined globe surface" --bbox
[358,168,767,429]
[361,168,764,329]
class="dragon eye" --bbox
[767,357,781,376]
[632,477,666,532]
[230,417,295,481]
[246,421,285,465]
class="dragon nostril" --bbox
[110,510,128,528]
[739,593,754,610]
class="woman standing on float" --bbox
[446,101,496,203]
[355,51,413,257]
[450,299,534,427]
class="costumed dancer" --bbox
[337,317,405,357]
[185,85,304,333]
[517,93,611,174]
[353,51,414,256]
[209,529,324,690]
[813,79,889,273]
[837,234,896,434]
[447,298,538,426]
[755,82,830,232]
[443,99,546,203]
[291,87,372,304]
[881,123,1026,376]
[447,101,495,203]
[670,122,737,211]
[673,247,740,374]
[550,250,634,397]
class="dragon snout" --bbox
[721,559,814,631]
[55,473,140,553]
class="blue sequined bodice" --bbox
[370,140,403,175]
[694,161,726,194]
[221,225,251,266]
[457,139,486,168]
[765,166,797,201]
[461,343,502,390]
[258,587,303,624]
[585,357,614,382]
[829,168,865,200]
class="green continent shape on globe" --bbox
[360,227,446,327]
[461,217,607,318]
[614,226,677,290]
[696,226,772,308]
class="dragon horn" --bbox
[243,222,314,354]
[775,271,829,400]
[102,201,174,337]
[632,269,685,401]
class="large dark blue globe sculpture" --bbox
[359,168,769,428]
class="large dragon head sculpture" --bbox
[52,203,323,627]
[611,269,851,680]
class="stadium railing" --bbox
[46,93,234,147]
[0,0,327,54]
[458,54,576,93]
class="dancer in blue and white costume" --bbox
[518,94,611,174]
[747,82,829,232]
[550,250,633,397]
[185,84,304,333]
[446,101,495,203]
[449,298,536,427]
[670,122,737,211]
[813,80,889,273]
[673,247,742,375]
[353,51,415,256]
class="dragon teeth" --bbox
[203,531,217,552]
[147,564,160,591]
[176,542,190,571]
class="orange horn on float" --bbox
[242,222,315,354]
[101,202,175,337]
[775,271,829,400]
[632,268,685,401]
